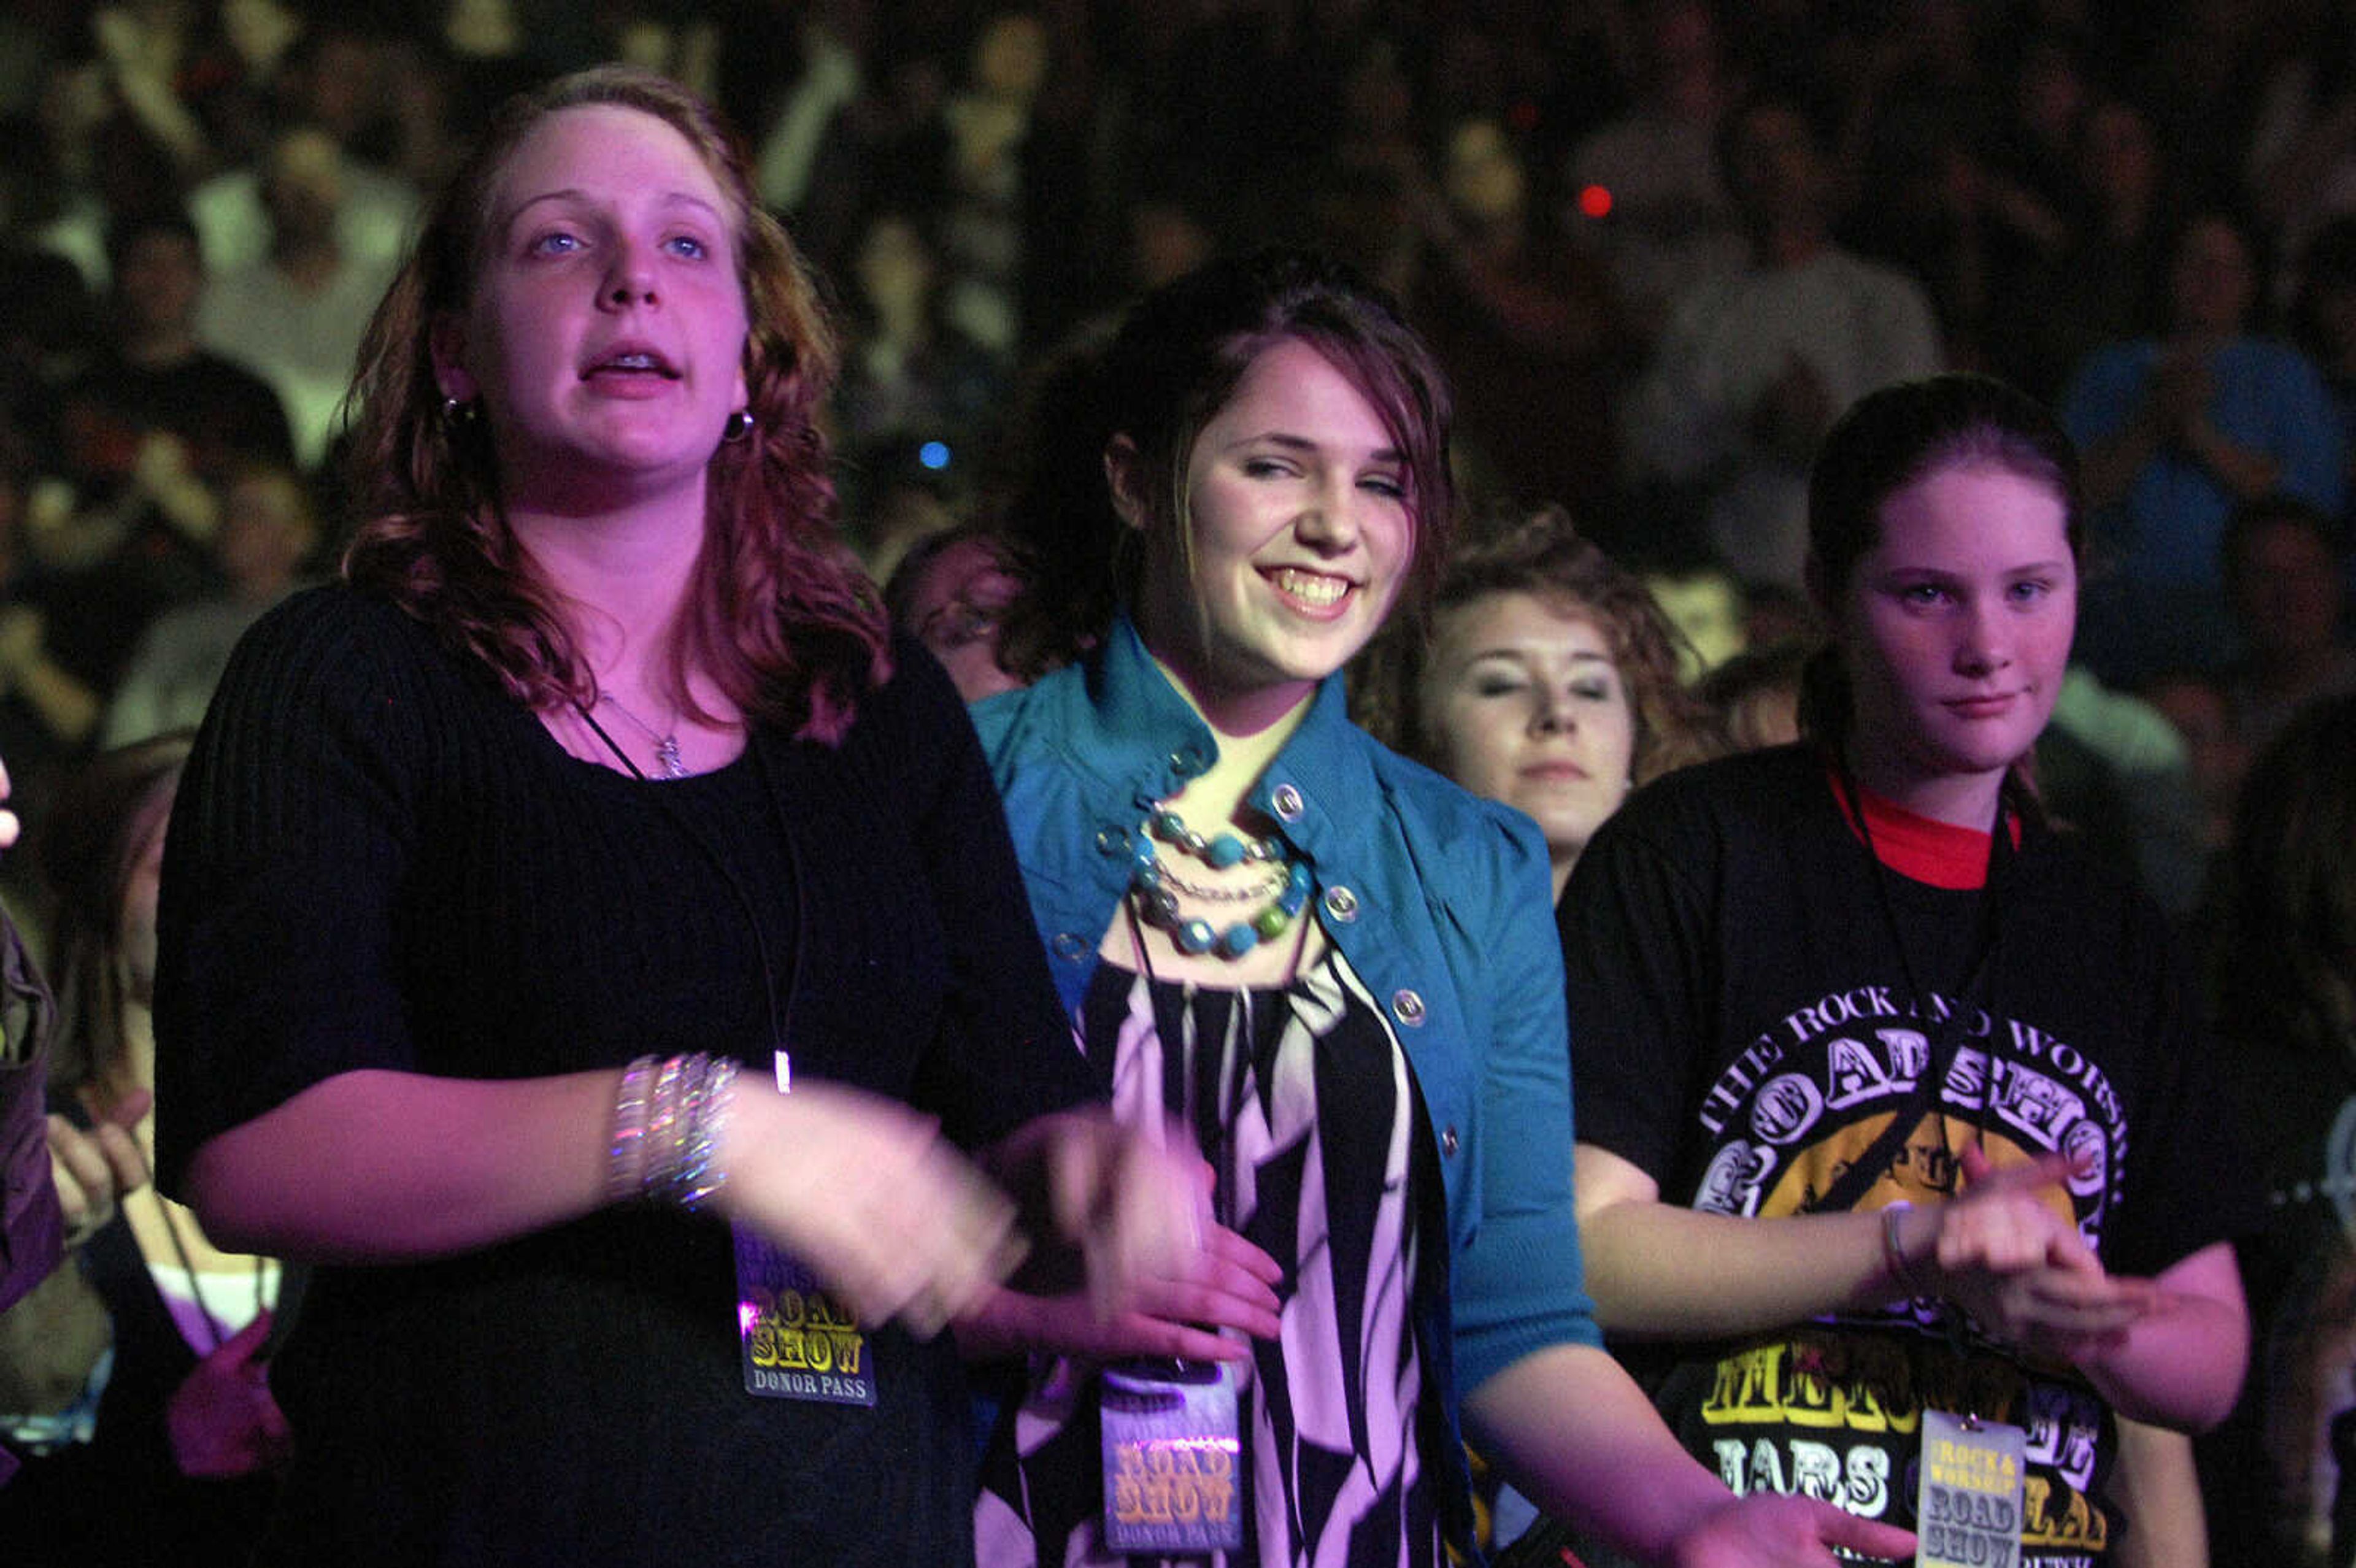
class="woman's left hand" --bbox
[1669,1492,1916,1567]
[166,1310,293,1478]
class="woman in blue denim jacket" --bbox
[960,250,1913,1568]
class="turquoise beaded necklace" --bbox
[1128,810,1312,959]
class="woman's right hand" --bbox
[1908,1146,2160,1359]
[714,1078,1028,1342]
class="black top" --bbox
[1561,743,2258,1563]
[153,586,1091,1566]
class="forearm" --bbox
[1579,1189,1901,1338]
[2073,1243,2247,1431]
[1464,1342,1739,1560]
[2107,1418,2209,1568]
[182,1067,616,1262]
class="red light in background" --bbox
[1577,184,1614,220]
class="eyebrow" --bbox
[1877,558,2071,578]
[1464,645,1614,664]
[502,187,731,232]
[1225,431,1406,464]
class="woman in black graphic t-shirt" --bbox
[1562,374,2254,1566]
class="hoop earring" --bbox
[723,409,756,442]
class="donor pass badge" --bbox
[732,1223,876,1407]
[1915,1408,2025,1568]
[1100,1358,1244,1553]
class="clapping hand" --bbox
[714,1077,1028,1340]
[1920,1145,2161,1359]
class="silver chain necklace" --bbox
[596,691,691,779]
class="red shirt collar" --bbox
[1825,760,2019,891]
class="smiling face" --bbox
[1421,590,1636,882]
[1125,337,1415,728]
[436,102,750,513]
[1833,459,2076,824]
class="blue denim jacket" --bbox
[971,617,1601,1540]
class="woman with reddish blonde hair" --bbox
[152,66,1194,1566]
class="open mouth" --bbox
[1267,566,1353,611]
[583,348,681,380]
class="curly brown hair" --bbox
[339,66,885,742]
[1354,505,1717,788]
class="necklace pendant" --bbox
[653,736,690,779]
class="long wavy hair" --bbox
[989,249,1453,679]
[340,65,886,742]
[1355,505,1718,786]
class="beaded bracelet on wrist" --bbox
[606,1051,739,1211]
[1881,1204,1931,1298]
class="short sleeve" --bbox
[1558,803,1717,1186]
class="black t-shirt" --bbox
[1563,744,2254,1564]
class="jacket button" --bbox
[1322,886,1359,923]
[1051,932,1090,959]
[1094,825,1132,856]
[1271,783,1304,821]
[1441,1126,1460,1156]
[1391,989,1426,1027]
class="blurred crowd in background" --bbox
[6,2,2356,880]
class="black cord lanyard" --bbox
[576,706,802,1069]
[1804,758,2015,1217]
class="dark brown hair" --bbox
[339,66,885,741]
[1798,374,2083,748]
[991,249,1453,676]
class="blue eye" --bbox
[1361,474,1407,500]
[666,234,712,260]
[528,230,582,256]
